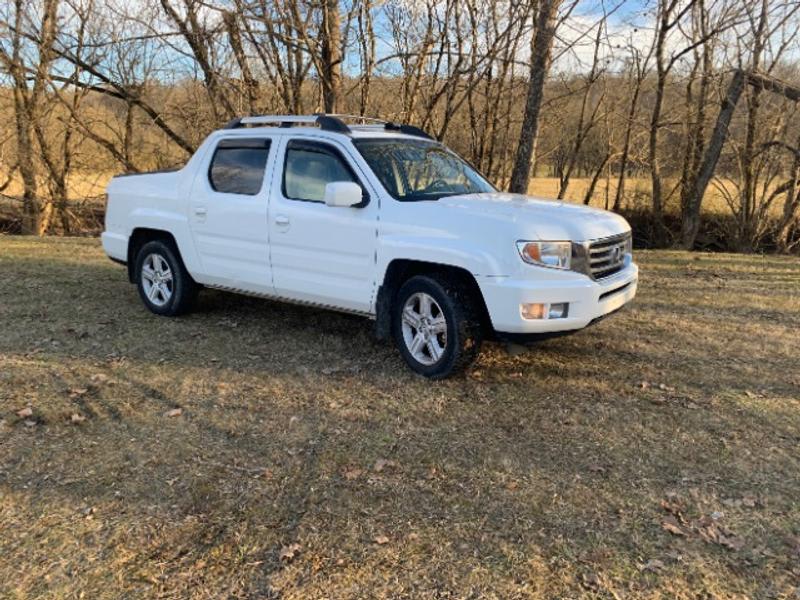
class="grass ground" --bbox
[1,236,799,599]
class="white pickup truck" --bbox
[103,114,638,378]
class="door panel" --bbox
[188,138,275,294]
[268,137,378,313]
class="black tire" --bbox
[392,274,483,379]
[135,240,198,316]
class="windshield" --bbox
[353,138,495,201]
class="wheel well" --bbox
[126,228,179,283]
[374,259,492,341]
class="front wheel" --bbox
[135,240,197,316]
[392,275,483,379]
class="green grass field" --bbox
[1,236,799,598]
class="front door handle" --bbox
[194,206,207,216]
[275,215,290,227]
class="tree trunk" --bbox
[680,69,746,248]
[648,67,667,241]
[776,136,800,252]
[509,0,562,194]
[583,152,611,205]
[320,0,342,113]
[613,81,642,212]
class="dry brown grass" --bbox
[1,236,799,598]
[0,169,741,217]
[527,177,745,215]
[0,170,112,200]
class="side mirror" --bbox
[323,181,364,208]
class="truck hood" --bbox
[437,192,630,241]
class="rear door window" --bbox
[208,139,271,195]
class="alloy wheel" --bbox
[141,253,174,307]
[400,292,448,366]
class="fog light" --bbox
[521,302,569,320]
[520,303,547,320]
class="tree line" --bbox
[1,0,799,252]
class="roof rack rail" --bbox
[383,122,434,140]
[223,115,350,133]
[323,114,434,139]
[223,113,434,140]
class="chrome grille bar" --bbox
[572,232,631,280]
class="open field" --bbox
[0,170,752,223]
[1,236,799,598]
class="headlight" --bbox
[516,241,571,269]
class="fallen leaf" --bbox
[24,420,37,428]
[373,535,390,545]
[70,413,87,424]
[661,517,687,536]
[90,374,109,384]
[343,467,362,480]
[660,498,686,520]
[16,407,33,418]
[69,388,89,399]
[165,408,183,418]
[279,543,301,561]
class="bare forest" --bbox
[1,0,799,252]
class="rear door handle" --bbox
[193,206,207,222]
[275,215,290,226]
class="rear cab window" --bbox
[208,138,272,195]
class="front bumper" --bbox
[477,261,638,334]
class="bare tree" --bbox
[0,0,798,251]
[555,20,607,199]
[0,0,60,234]
[612,37,653,211]
[509,0,567,194]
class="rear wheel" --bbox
[135,240,197,316]
[392,275,483,379]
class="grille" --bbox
[587,232,631,279]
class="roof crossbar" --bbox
[223,113,433,140]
